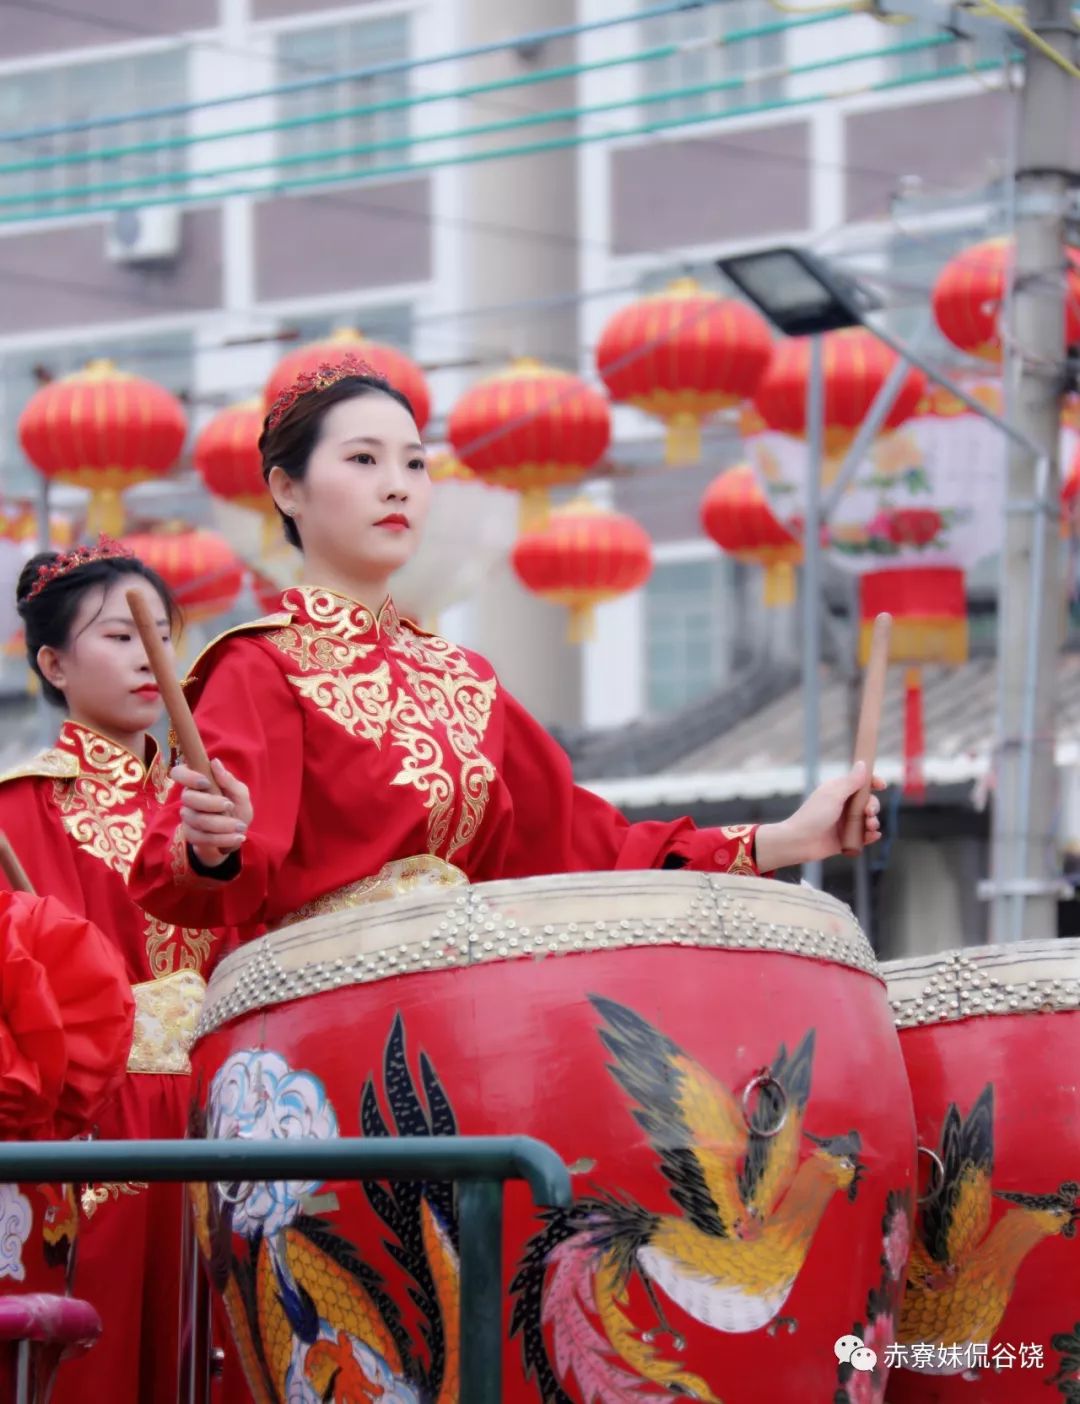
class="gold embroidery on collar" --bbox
[267,621,378,673]
[268,591,496,860]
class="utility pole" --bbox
[989,0,1078,941]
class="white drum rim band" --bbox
[196,871,880,1039]
[884,938,1080,1028]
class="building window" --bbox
[645,555,748,713]
[638,0,784,122]
[0,49,188,219]
[283,303,414,356]
[277,17,411,187]
[0,331,194,497]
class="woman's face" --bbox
[37,575,171,742]
[272,392,431,584]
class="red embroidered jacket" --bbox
[129,587,765,939]
[0,721,222,983]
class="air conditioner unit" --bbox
[105,206,182,264]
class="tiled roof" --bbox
[581,651,1080,811]
[669,653,1080,776]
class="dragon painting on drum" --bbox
[190,1019,460,1404]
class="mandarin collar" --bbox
[282,585,404,641]
[56,720,163,789]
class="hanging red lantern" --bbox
[596,277,772,465]
[448,359,610,526]
[121,527,244,624]
[858,567,968,802]
[754,328,926,459]
[17,360,187,536]
[932,237,1080,363]
[511,498,652,642]
[265,329,431,432]
[193,399,280,552]
[700,464,802,607]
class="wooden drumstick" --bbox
[840,612,892,857]
[125,589,220,795]
[0,831,35,894]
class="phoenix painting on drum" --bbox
[510,996,871,1403]
[896,1083,1079,1379]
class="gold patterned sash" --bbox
[128,969,208,1075]
[276,854,468,929]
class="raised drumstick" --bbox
[125,589,220,795]
[840,612,892,857]
[0,832,35,893]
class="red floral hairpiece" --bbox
[26,535,135,602]
[264,355,380,432]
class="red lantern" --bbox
[511,498,652,642]
[700,464,803,607]
[754,328,926,458]
[121,527,244,624]
[193,399,281,553]
[17,359,187,536]
[858,567,968,801]
[265,329,431,432]
[596,277,772,465]
[193,400,265,510]
[448,359,610,526]
[932,237,1080,363]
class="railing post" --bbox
[458,1178,504,1403]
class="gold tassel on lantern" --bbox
[87,487,125,537]
[665,414,702,467]
[518,487,551,533]
[566,602,597,644]
[762,559,797,609]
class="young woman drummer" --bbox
[0,543,229,1403]
[129,356,882,938]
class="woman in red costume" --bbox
[130,357,882,937]
[0,542,227,1403]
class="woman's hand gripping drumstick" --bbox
[840,611,892,857]
[0,832,35,894]
[125,589,251,870]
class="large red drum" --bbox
[884,939,1080,1402]
[191,871,916,1404]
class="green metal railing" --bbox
[0,1134,572,1404]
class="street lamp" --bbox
[716,245,879,337]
